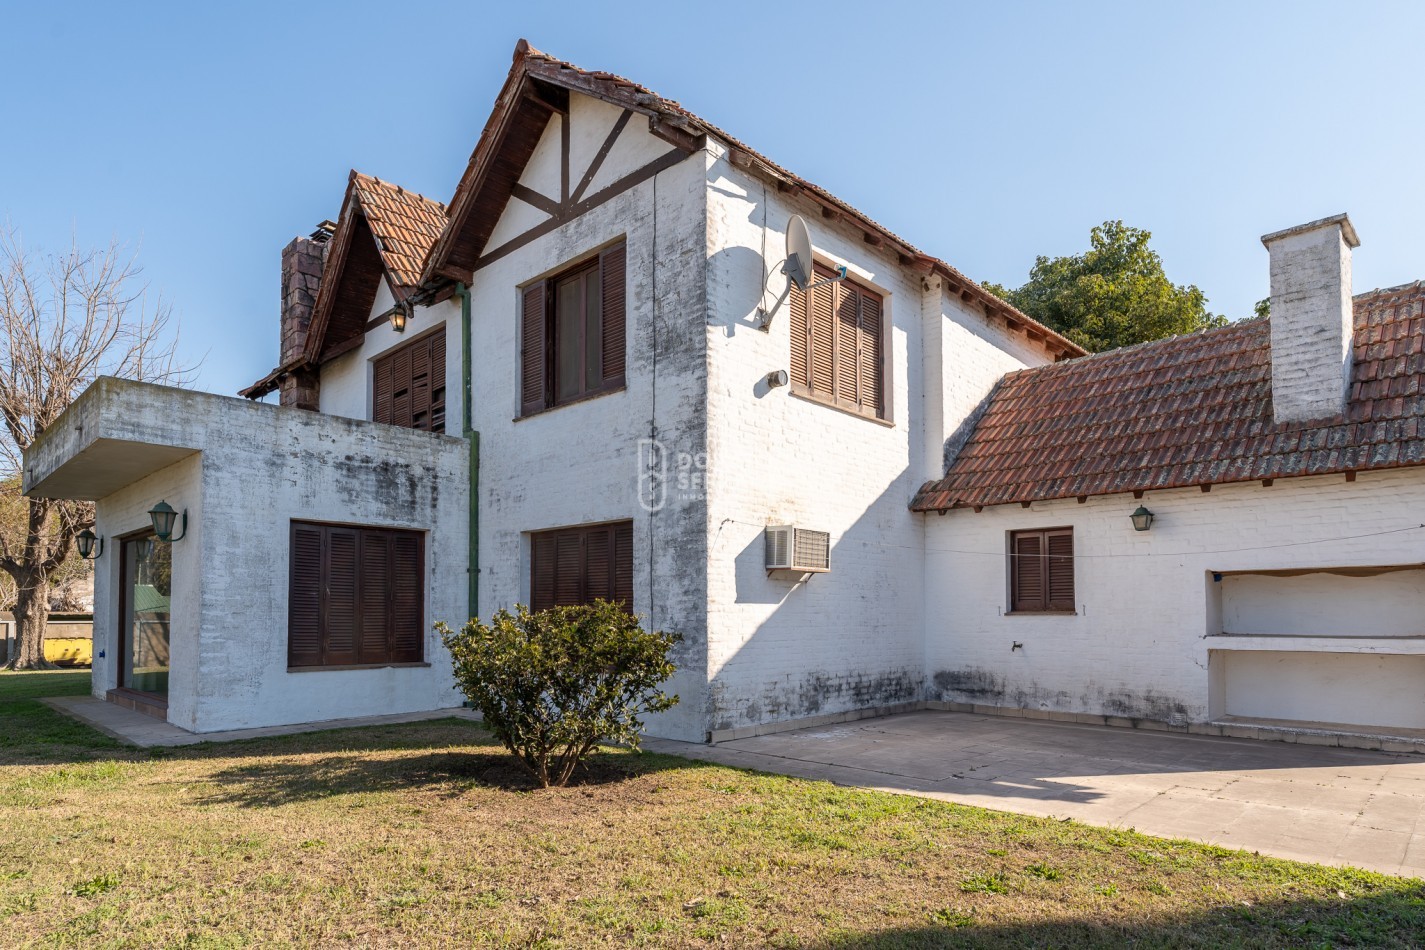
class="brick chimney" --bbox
[278,235,326,410]
[1260,213,1359,425]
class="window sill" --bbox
[514,384,626,421]
[789,390,893,428]
[287,662,431,673]
[1005,610,1078,617]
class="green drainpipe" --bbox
[454,281,479,621]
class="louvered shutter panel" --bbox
[1012,532,1045,612]
[790,282,809,390]
[1046,530,1075,611]
[409,339,431,431]
[324,528,360,665]
[585,527,613,602]
[288,524,324,667]
[531,532,557,612]
[809,276,836,395]
[613,522,634,610]
[836,281,860,408]
[390,533,424,662]
[857,290,883,418]
[521,283,547,415]
[391,346,413,428]
[373,357,393,425]
[554,531,584,606]
[430,332,447,432]
[599,243,626,387]
[358,532,391,663]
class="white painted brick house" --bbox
[25,42,1425,747]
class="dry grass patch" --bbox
[2,670,1422,947]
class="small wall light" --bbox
[765,369,789,388]
[76,528,103,560]
[388,302,409,333]
[1130,505,1155,532]
[149,500,188,542]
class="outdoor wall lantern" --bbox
[388,302,409,333]
[76,528,103,560]
[1130,505,1155,532]
[148,500,188,543]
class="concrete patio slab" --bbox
[42,695,479,747]
[643,709,1425,878]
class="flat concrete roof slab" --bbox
[26,437,198,500]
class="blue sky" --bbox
[2,1,1421,397]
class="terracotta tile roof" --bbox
[911,281,1425,511]
[422,41,1086,361]
[350,172,446,289]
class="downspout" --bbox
[453,281,479,620]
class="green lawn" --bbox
[1,670,1422,947]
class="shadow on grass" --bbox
[196,744,695,806]
[814,890,1425,949]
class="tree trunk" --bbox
[6,574,52,670]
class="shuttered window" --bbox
[373,330,446,432]
[1009,528,1075,613]
[520,243,626,415]
[288,521,425,668]
[790,264,885,420]
[530,521,634,612]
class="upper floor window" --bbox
[1009,528,1075,613]
[520,243,627,416]
[373,330,446,432]
[790,264,885,420]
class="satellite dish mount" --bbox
[758,214,847,331]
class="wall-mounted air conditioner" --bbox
[764,525,831,575]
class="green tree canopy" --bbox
[984,220,1228,353]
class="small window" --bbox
[530,521,634,612]
[1009,528,1075,613]
[790,264,885,420]
[288,522,425,668]
[373,330,446,432]
[520,243,627,415]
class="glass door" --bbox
[120,533,172,698]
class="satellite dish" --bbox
[757,212,846,331]
[783,215,813,291]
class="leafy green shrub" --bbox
[438,601,681,788]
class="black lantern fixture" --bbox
[388,302,408,333]
[1130,505,1155,532]
[76,528,103,560]
[149,500,187,543]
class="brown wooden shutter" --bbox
[324,528,360,665]
[430,332,446,432]
[809,274,836,395]
[409,340,431,430]
[790,281,809,390]
[521,282,547,415]
[599,243,626,388]
[373,357,393,426]
[857,290,883,418]
[613,522,634,609]
[531,532,556,612]
[835,282,860,408]
[288,524,324,667]
[585,527,612,602]
[390,533,423,662]
[1011,532,1045,612]
[554,530,583,606]
[358,532,390,664]
[1046,530,1075,611]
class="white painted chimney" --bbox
[1260,213,1359,425]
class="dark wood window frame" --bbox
[288,520,427,670]
[790,263,887,422]
[529,521,634,612]
[519,242,627,417]
[372,327,446,433]
[1008,527,1076,614]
